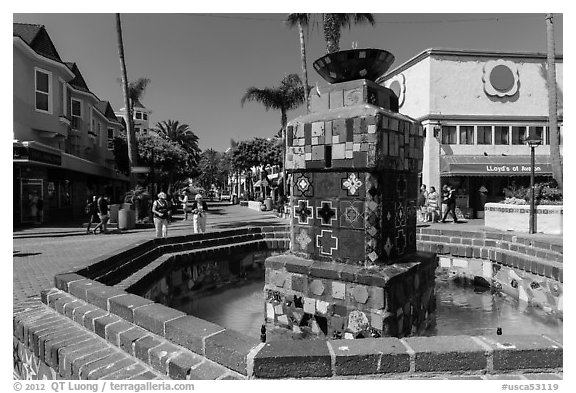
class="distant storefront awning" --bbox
[440,155,553,176]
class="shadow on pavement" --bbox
[13,252,42,257]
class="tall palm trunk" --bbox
[546,13,562,190]
[115,14,138,188]
[281,109,288,199]
[323,14,341,53]
[297,20,310,113]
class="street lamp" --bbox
[524,128,542,234]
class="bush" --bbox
[500,181,562,205]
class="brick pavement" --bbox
[13,203,286,305]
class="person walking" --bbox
[152,192,171,238]
[180,190,190,220]
[425,186,440,222]
[85,196,99,234]
[417,184,428,223]
[93,193,110,234]
[191,194,208,233]
[441,185,458,223]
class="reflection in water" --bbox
[175,277,562,340]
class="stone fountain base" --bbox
[264,252,437,339]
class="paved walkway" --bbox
[13,203,286,305]
[13,205,562,305]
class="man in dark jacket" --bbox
[92,193,109,233]
[441,185,458,223]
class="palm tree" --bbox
[546,13,562,190]
[286,13,311,113]
[115,13,137,188]
[241,74,307,195]
[322,13,375,53]
[153,120,201,167]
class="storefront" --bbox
[440,155,553,218]
[13,141,128,227]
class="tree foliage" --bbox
[197,148,229,190]
[153,120,201,168]
[322,13,375,53]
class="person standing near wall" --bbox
[417,184,428,222]
[152,192,171,238]
[191,194,208,233]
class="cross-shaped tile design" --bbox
[316,229,338,255]
[396,229,406,255]
[342,173,363,195]
[294,200,313,225]
[317,201,337,226]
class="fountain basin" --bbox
[313,49,395,84]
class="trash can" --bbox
[118,208,135,230]
[108,204,120,224]
[264,197,273,211]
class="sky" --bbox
[11,5,565,153]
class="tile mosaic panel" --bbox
[293,199,314,226]
[339,200,364,230]
[293,172,314,197]
[316,200,338,227]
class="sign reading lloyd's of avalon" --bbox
[450,163,552,175]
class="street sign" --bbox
[131,166,151,173]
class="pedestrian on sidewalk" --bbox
[93,193,110,234]
[417,184,428,223]
[180,190,190,220]
[85,196,99,234]
[441,185,458,223]
[152,192,171,238]
[191,194,208,233]
[425,186,440,222]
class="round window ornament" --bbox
[387,73,406,107]
[483,59,519,97]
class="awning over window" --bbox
[440,155,553,176]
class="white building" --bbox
[379,48,563,218]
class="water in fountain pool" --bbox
[173,276,562,341]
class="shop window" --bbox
[477,126,492,145]
[511,126,527,145]
[494,126,509,145]
[529,126,545,145]
[35,68,52,113]
[441,126,457,144]
[459,126,474,145]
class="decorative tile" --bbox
[332,282,346,299]
[303,297,316,314]
[394,202,406,228]
[316,229,338,256]
[332,143,346,159]
[395,229,406,256]
[293,173,314,197]
[342,173,363,196]
[310,280,325,296]
[295,228,312,251]
[312,121,325,137]
[294,200,314,225]
[339,200,364,229]
[316,201,338,226]
[316,300,330,314]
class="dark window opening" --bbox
[324,145,332,168]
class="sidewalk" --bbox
[13,203,286,305]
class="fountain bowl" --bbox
[313,49,395,84]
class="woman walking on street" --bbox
[191,194,208,233]
[425,186,440,222]
[152,192,171,238]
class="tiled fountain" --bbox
[264,49,438,339]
